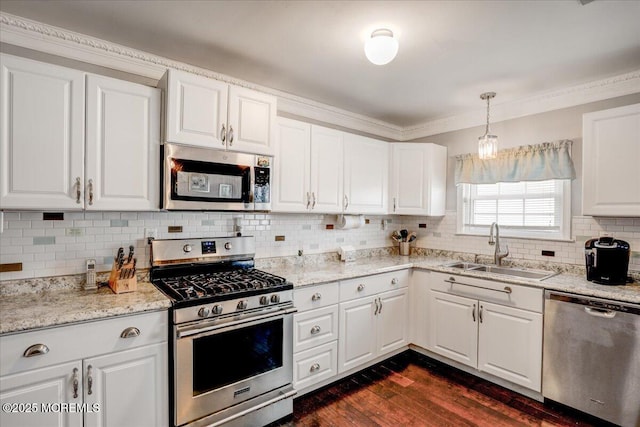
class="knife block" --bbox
[108,261,137,294]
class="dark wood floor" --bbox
[275,351,609,427]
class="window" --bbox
[457,179,571,240]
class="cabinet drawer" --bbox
[293,305,338,353]
[0,311,167,376]
[340,269,409,302]
[294,282,339,312]
[430,272,543,313]
[293,341,338,391]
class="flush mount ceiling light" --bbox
[364,29,398,65]
[478,92,498,160]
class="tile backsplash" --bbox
[1,210,638,280]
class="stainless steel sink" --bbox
[442,261,557,280]
[469,265,557,280]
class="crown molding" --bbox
[1,12,638,142]
[401,70,640,141]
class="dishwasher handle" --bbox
[584,307,616,319]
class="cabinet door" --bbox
[377,288,408,354]
[410,270,431,349]
[227,85,276,155]
[343,134,389,214]
[165,69,228,148]
[310,126,344,213]
[582,103,640,217]
[83,343,168,427]
[0,54,84,210]
[390,143,446,216]
[338,296,376,373]
[86,75,160,210]
[0,361,83,427]
[272,118,311,212]
[478,302,542,392]
[429,290,478,368]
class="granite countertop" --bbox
[261,254,640,305]
[2,253,638,336]
[0,278,171,335]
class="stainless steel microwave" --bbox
[162,143,271,211]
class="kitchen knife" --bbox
[127,245,134,263]
[116,247,124,269]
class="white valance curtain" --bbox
[454,140,576,185]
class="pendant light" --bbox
[478,92,498,159]
[364,29,398,65]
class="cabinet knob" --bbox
[310,363,320,372]
[310,325,321,335]
[357,284,365,292]
[120,327,141,338]
[391,278,398,285]
[311,292,322,301]
[23,343,49,358]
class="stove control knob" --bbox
[237,300,248,310]
[183,244,192,253]
[270,294,280,304]
[198,307,210,318]
[212,305,223,315]
[224,242,232,250]
[259,296,269,305]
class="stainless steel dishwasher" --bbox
[543,290,640,427]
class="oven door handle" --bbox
[177,307,297,338]
[208,387,297,427]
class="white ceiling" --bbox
[1,0,639,128]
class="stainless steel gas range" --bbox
[150,236,296,427]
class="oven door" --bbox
[163,143,256,211]
[174,307,294,427]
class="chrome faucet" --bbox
[488,222,509,266]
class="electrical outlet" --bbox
[144,228,157,239]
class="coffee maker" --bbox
[584,237,630,285]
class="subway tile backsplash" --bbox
[1,211,638,281]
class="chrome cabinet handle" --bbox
[344,195,349,210]
[311,292,322,301]
[479,305,483,323]
[228,125,234,145]
[23,343,49,358]
[310,363,320,372]
[445,278,513,295]
[221,124,226,144]
[357,284,365,292]
[306,192,311,209]
[120,327,140,338]
[87,179,94,205]
[472,304,476,322]
[72,368,79,398]
[310,325,321,335]
[87,365,93,395]
[374,298,380,315]
[75,177,82,204]
[378,297,383,314]
[311,192,316,209]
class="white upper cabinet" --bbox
[273,118,311,212]
[582,103,640,217]
[86,75,160,211]
[0,54,161,211]
[343,134,389,214]
[164,69,228,149]
[163,69,276,155]
[390,143,447,216]
[311,125,344,213]
[1,54,85,210]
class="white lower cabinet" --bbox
[338,270,409,374]
[0,311,168,427]
[427,272,543,392]
[292,282,339,393]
